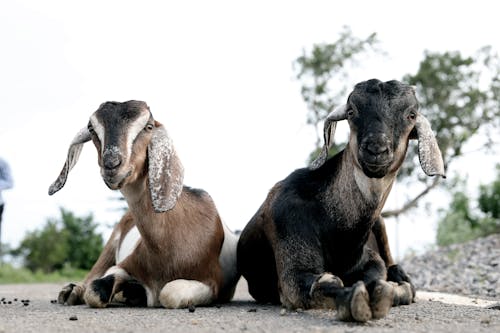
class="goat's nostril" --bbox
[366,145,389,155]
[104,156,122,170]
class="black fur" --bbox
[90,275,115,304]
[237,79,419,319]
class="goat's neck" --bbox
[120,177,170,248]
[341,149,397,211]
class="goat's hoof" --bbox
[391,281,413,306]
[350,282,372,323]
[369,280,394,319]
[387,264,416,300]
[309,273,344,308]
[309,273,344,296]
[58,283,85,305]
[334,281,371,322]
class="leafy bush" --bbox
[437,166,500,246]
[11,208,104,273]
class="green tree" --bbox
[12,208,103,273]
[383,47,500,217]
[437,166,500,246]
[294,26,382,158]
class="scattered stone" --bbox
[401,234,500,299]
[188,304,196,313]
[247,308,257,312]
[280,308,287,316]
[69,316,78,321]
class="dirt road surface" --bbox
[1,279,498,333]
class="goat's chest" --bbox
[318,214,375,270]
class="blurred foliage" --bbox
[437,165,500,246]
[0,262,87,284]
[294,26,383,151]
[10,208,103,273]
[402,47,500,182]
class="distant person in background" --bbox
[0,157,14,254]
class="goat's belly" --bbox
[116,225,141,263]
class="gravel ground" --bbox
[401,234,500,299]
[0,235,499,333]
[0,280,498,333]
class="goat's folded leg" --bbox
[159,279,215,309]
[387,264,415,304]
[319,279,393,323]
[84,267,147,308]
[326,249,395,322]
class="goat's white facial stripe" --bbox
[89,114,105,151]
[126,112,150,158]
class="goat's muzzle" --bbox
[358,133,394,178]
[101,146,130,189]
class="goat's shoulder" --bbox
[176,185,219,220]
[182,185,208,197]
[278,151,344,200]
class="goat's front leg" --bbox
[328,248,413,322]
[58,232,117,305]
[371,216,415,303]
[274,238,343,310]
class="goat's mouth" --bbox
[102,169,132,190]
[359,153,393,178]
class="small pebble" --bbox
[280,308,287,316]
[69,316,78,321]
[247,308,257,312]
[188,304,196,313]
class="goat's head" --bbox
[48,100,184,212]
[311,79,445,179]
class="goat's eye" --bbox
[88,125,95,134]
[407,111,416,121]
[145,123,154,131]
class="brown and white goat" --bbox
[237,79,445,322]
[49,100,239,308]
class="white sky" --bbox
[1,0,499,259]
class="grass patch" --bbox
[0,263,87,284]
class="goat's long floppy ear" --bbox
[413,114,446,178]
[310,104,347,170]
[48,128,92,195]
[148,122,185,213]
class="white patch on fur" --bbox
[116,225,141,263]
[217,222,240,300]
[353,167,395,204]
[159,279,213,308]
[103,266,129,278]
[317,273,337,284]
[144,286,157,307]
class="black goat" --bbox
[237,79,445,322]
